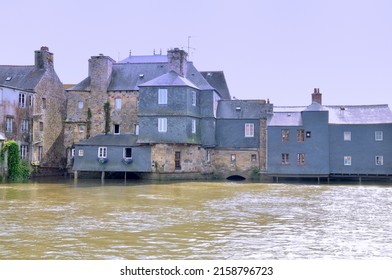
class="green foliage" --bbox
[103,102,111,134]
[1,140,31,182]
[86,107,92,139]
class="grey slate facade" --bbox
[267,89,392,180]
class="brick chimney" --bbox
[35,46,54,69]
[311,88,322,104]
[167,48,188,76]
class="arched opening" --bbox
[226,175,246,181]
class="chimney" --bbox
[35,46,54,69]
[167,48,188,76]
[311,88,322,104]
[88,54,115,91]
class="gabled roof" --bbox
[0,65,45,91]
[138,70,199,89]
[76,134,139,146]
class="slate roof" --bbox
[138,70,199,89]
[270,104,392,125]
[217,100,268,119]
[268,112,303,126]
[200,71,231,100]
[0,65,45,91]
[67,56,228,96]
[76,134,139,146]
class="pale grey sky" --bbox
[1,0,391,107]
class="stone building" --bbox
[0,47,66,170]
[69,48,271,180]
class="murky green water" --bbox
[1,179,392,259]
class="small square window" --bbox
[344,156,352,166]
[231,154,236,163]
[375,131,383,141]
[79,125,85,133]
[251,154,257,162]
[375,156,383,165]
[78,149,84,157]
[78,101,84,109]
[344,131,351,141]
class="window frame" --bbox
[5,117,13,132]
[98,147,107,158]
[115,98,122,110]
[281,129,290,142]
[123,147,133,159]
[19,93,26,108]
[297,153,305,166]
[114,124,120,134]
[158,118,167,132]
[281,153,289,165]
[344,156,352,166]
[78,101,84,109]
[158,88,168,105]
[192,91,197,106]
[375,155,383,166]
[20,145,28,159]
[192,119,196,134]
[375,131,383,141]
[245,123,254,138]
[344,131,351,141]
[297,129,305,142]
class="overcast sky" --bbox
[1,0,391,107]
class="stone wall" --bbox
[108,91,139,134]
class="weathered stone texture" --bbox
[212,149,260,176]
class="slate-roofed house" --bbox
[68,48,241,179]
[267,88,392,181]
[0,47,66,170]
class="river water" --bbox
[1,179,392,260]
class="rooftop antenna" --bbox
[187,36,196,60]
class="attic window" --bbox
[236,106,241,111]
[6,77,12,81]
[139,74,144,78]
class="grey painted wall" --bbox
[216,119,259,148]
[267,110,330,175]
[73,145,152,172]
[329,124,392,174]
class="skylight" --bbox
[5,77,12,81]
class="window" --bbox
[79,125,85,133]
[29,96,34,107]
[282,129,290,142]
[78,149,84,157]
[206,150,211,163]
[231,154,236,163]
[19,93,26,108]
[282,153,289,165]
[124,147,132,159]
[78,101,84,109]
[158,89,168,104]
[245,123,254,137]
[39,122,44,132]
[42,98,46,109]
[38,146,43,161]
[297,153,305,165]
[192,91,197,106]
[135,124,139,135]
[20,145,28,159]
[192,119,196,134]
[306,131,311,138]
[21,119,29,132]
[251,154,257,162]
[344,156,351,166]
[297,129,305,142]
[6,117,13,132]
[114,124,120,134]
[175,151,181,170]
[344,131,351,141]
[98,147,107,158]
[375,131,383,141]
[375,156,383,165]
[158,118,167,132]
[71,149,75,157]
[115,98,122,110]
